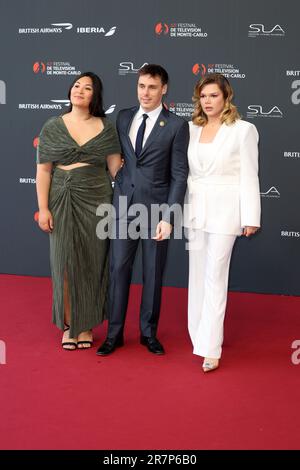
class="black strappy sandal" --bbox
[62,324,77,350]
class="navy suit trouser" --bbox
[107,221,169,339]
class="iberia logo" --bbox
[155,23,169,35]
[192,64,207,76]
[33,62,46,74]
[33,137,39,148]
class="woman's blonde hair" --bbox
[192,73,240,126]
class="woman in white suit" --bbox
[184,73,260,372]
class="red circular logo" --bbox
[33,62,46,74]
[155,23,169,35]
[192,63,200,75]
[192,63,207,76]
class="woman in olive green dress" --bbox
[36,72,122,350]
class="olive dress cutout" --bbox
[37,116,121,337]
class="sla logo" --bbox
[155,23,169,35]
[33,62,46,74]
[260,187,280,198]
[119,62,148,75]
[192,64,207,76]
[0,80,6,104]
[248,24,285,37]
[291,80,300,105]
[247,105,283,118]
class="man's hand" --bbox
[153,221,172,241]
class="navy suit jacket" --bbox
[114,105,189,226]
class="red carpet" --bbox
[0,274,299,450]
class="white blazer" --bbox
[184,119,261,235]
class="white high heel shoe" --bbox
[202,358,219,373]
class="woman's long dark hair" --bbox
[65,71,106,117]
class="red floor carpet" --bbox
[0,274,300,450]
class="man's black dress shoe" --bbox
[140,336,165,355]
[96,336,124,356]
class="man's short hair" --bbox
[138,64,169,86]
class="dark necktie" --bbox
[135,113,148,157]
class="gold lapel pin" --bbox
[159,121,165,127]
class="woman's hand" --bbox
[114,158,125,178]
[38,208,54,233]
[242,226,259,237]
[107,153,123,179]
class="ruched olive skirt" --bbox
[49,165,112,337]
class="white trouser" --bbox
[187,229,236,359]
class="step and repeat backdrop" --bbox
[0,0,299,294]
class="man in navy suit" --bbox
[97,64,189,356]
